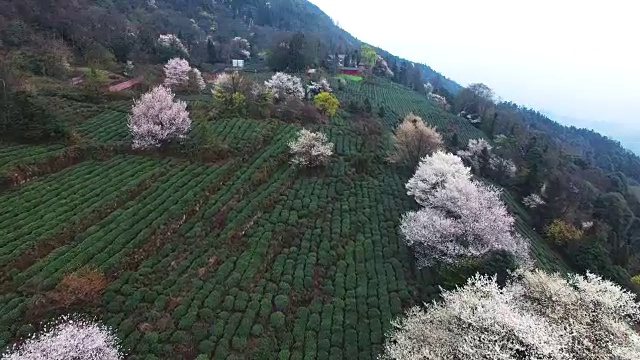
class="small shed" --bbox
[108,77,144,92]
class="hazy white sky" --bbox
[310,0,639,131]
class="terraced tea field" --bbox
[0,80,568,359]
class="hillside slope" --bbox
[0,0,459,92]
[0,72,568,358]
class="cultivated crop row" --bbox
[16,162,231,291]
[77,111,130,143]
[90,131,421,359]
[204,118,270,149]
[80,124,299,358]
[335,79,486,143]
[0,156,170,270]
[0,144,67,173]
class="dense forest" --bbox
[1,0,640,358]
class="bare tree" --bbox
[389,113,443,167]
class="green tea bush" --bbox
[270,312,286,329]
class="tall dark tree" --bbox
[207,39,217,63]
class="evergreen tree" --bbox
[207,39,217,63]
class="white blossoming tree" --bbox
[428,93,449,110]
[288,129,334,167]
[405,151,471,206]
[402,150,529,267]
[128,86,191,149]
[231,37,251,59]
[306,78,332,99]
[157,34,189,57]
[264,72,305,101]
[163,58,191,88]
[402,176,530,267]
[2,317,123,360]
[381,269,640,360]
[489,156,517,181]
[457,138,493,173]
[189,68,206,91]
[523,193,546,208]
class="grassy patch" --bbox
[336,74,363,82]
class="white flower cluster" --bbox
[582,221,594,229]
[402,151,530,267]
[2,317,123,360]
[489,156,517,179]
[406,151,470,205]
[264,72,304,100]
[523,193,546,209]
[456,138,517,180]
[306,78,332,98]
[213,72,232,90]
[428,93,448,109]
[288,129,334,168]
[157,34,188,56]
[128,86,191,149]
[232,37,251,59]
[375,54,394,76]
[457,138,492,172]
[382,269,640,359]
[423,82,434,94]
[459,110,482,124]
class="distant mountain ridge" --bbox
[541,111,640,155]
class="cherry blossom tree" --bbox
[389,113,443,167]
[128,86,191,149]
[264,72,305,101]
[163,58,191,88]
[401,176,530,267]
[381,269,640,359]
[405,151,471,206]
[157,34,188,56]
[288,129,334,167]
[2,317,123,360]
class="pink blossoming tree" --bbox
[163,58,191,88]
[128,85,191,149]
